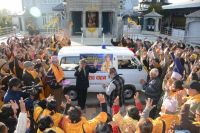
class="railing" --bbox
[0,27,14,36]
[39,28,58,35]
[161,26,172,35]
[171,28,185,39]
[184,36,200,45]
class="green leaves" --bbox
[0,9,12,27]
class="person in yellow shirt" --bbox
[170,104,200,133]
[195,104,200,124]
[34,95,63,127]
[137,98,180,133]
[184,81,200,117]
[60,94,107,133]
[137,118,153,133]
[0,59,10,77]
[152,98,180,133]
[112,95,140,133]
[37,116,64,133]
[0,85,5,108]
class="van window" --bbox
[60,56,79,70]
[118,57,139,69]
[80,54,113,73]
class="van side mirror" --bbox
[138,65,142,71]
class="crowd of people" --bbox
[0,32,199,133]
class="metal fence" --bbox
[0,27,14,36]
[39,28,58,35]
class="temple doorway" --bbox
[72,11,82,35]
[102,12,112,34]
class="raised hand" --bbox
[145,98,155,110]
[46,94,54,102]
[19,97,26,113]
[64,95,71,104]
[97,94,106,104]
[10,100,19,115]
[113,96,119,105]
[134,92,139,100]
[61,102,66,109]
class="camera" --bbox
[22,84,43,96]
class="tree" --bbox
[0,9,12,28]
[147,3,162,13]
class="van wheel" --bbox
[63,86,78,101]
[124,85,136,100]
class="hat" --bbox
[162,98,178,113]
[0,59,6,69]
[189,81,200,92]
[23,61,34,68]
[190,54,197,60]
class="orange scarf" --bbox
[26,70,45,100]
[26,70,38,79]
[186,94,200,103]
[51,64,64,83]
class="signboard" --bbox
[80,54,113,73]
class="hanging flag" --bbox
[127,17,138,25]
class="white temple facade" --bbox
[65,0,120,37]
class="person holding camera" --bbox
[3,77,28,103]
[22,61,45,100]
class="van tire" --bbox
[63,86,78,101]
[124,85,136,100]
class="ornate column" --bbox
[155,18,159,32]
[98,11,103,37]
[82,11,86,36]
[99,11,102,28]
[67,11,72,35]
[143,18,147,31]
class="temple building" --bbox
[63,0,120,37]
[22,0,121,37]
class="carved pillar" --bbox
[83,11,86,29]
[155,18,159,32]
[68,11,72,35]
[143,18,147,31]
[98,11,102,37]
[99,11,102,28]
[81,11,86,36]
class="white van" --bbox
[58,45,148,100]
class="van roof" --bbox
[58,46,134,56]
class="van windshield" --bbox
[60,56,79,71]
